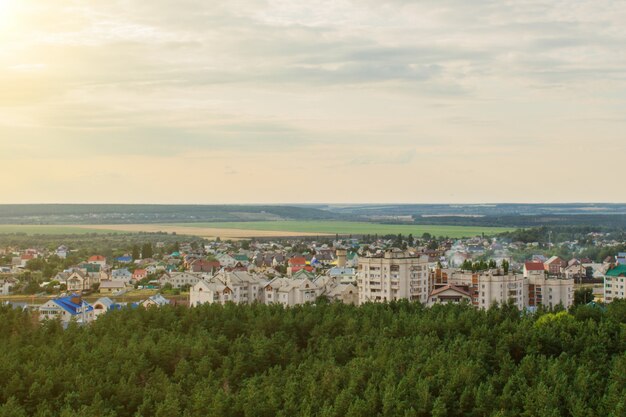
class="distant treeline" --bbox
[0,205,343,224]
[0,301,624,416]
[411,215,626,229]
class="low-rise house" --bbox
[427,285,471,306]
[263,277,319,306]
[0,279,15,295]
[189,280,232,306]
[141,294,170,308]
[88,255,107,267]
[544,256,566,276]
[56,245,68,259]
[212,271,264,304]
[159,272,202,289]
[39,295,94,324]
[92,297,119,318]
[111,268,133,283]
[324,281,358,304]
[132,269,148,282]
[99,280,127,294]
[189,259,221,273]
[64,270,96,292]
[115,255,133,264]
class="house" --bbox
[0,279,15,295]
[544,256,566,276]
[427,285,471,306]
[64,270,95,292]
[132,269,148,282]
[287,257,313,276]
[216,253,237,268]
[327,267,357,283]
[189,279,232,306]
[159,272,202,289]
[92,297,118,318]
[324,283,359,305]
[263,277,319,306]
[88,255,107,267]
[39,295,94,324]
[99,280,127,294]
[616,253,626,265]
[523,262,545,278]
[211,271,264,304]
[56,245,68,259]
[141,294,170,308]
[115,255,133,264]
[111,268,133,283]
[189,259,221,274]
[604,264,626,303]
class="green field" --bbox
[0,225,122,235]
[174,221,515,238]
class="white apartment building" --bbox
[526,275,574,309]
[357,250,429,305]
[473,271,526,310]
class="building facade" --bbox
[357,250,429,305]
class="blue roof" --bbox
[53,295,94,316]
[116,256,133,262]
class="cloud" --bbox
[0,0,625,202]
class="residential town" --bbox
[1,232,625,325]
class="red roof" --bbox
[88,255,106,262]
[524,262,545,271]
[133,269,147,276]
[288,257,307,266]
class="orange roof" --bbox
[288,257,307,265]
[88,255,106,262]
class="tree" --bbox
[573,287,594,306]
[132,245,140,260]
[142,243,153,259]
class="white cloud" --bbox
[0,0,625,202]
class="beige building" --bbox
[470,271,526,310]
[357,250,429,305]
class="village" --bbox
[1,231,624,325]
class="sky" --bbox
[0,0,625,204]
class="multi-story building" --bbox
[357,250,429,305]
[604,265,626,303]
[526,275,574,309]
[470,271,526,310]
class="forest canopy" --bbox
[0,301,624,417]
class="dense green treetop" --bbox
[0,301,624,417]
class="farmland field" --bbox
[0,222,515,239]
[185,221,515,238]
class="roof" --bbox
[100,280,126,289]
[524,262,545,271]
[50,295,94,315]
[88,255,106,262]
[94,297,114,308]
[430,285,471,297]
[606,265,626,277]
[144,294,170,306]
[288,257,307,265]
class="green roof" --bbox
[234,255,249,261]
[606,265,626,277]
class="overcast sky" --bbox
[0,0,625,204]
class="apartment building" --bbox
[471,271,526,309]
[357,250,429,305]
[604,265,626,303]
